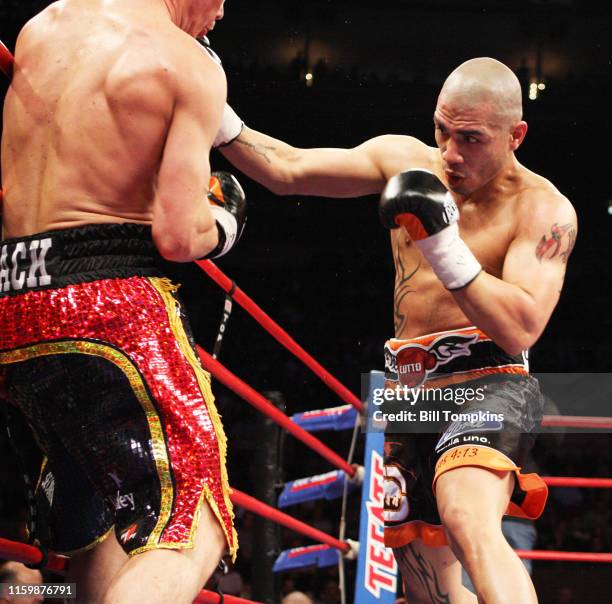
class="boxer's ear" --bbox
[510,121,528,151]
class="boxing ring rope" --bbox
[196,344,356,477]
[0,41,13,78]
[196,260,363,412]
[193,593,262,604]
[541,415,612,429]
[0,537,67,574]
[515,550,612,564]
[542,476,612,488]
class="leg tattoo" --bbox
[395,543,451,604]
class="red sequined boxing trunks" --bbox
[0,223,237,558]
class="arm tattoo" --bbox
[234,136,277,164]
[535,223,575,263]
[560,227,577,264]
[393,240,420,336]
[395,543,451,604]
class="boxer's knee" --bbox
[437,474,501,565]
[439,499,505,571]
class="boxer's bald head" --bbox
[439,58,523,128]
[433,58,528,196]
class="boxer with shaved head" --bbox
[217,57,577,603]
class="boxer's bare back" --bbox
[2,0,225,261]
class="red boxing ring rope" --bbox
[230,488,351,553]
[541,415,612,429]
[196,345,356,477]
[0,537,67,574]
[515,550,612,563]
[196,260,363,412]
[542,476,612,489]
[193,592,263,604]
[0,40,13,78]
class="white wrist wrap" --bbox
[415,222,482,290]
[210,205,238,258]
[213,104,244,148]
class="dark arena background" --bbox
[0,1,610,602]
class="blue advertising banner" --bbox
[278,470,358,508]
[291,404,358,432]
[273,544,339,572]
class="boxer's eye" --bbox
[465,135,479,143]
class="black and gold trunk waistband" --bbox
[0,223,162,297]
[384,326,529,388]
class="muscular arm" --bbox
[152,50,226,261]
[220,128,406,198]
[452,194,577,355]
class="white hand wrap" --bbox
[210,205,238,258]
[213,103,244,148]
[415,222,482,290]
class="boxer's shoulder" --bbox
[101,27,225,116]
[13,1,59,59]
[18,4,223,99]
[509,169,577,266]
[155,30,226,100]
[17,0,61,33]
[514,167,576,227]
[367,135,438,181]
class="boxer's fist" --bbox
[379,170,458,241]
[379,170,481,290]
[205,172,247,259]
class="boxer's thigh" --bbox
[432,377,547,521]
[6,355,117,553]
[7,348,177,551]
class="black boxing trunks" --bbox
[382,327,547,549]
[0,223,237,558]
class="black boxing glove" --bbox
[197,36,244,148]
[205,172,247,258]
[379,170,481,289]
